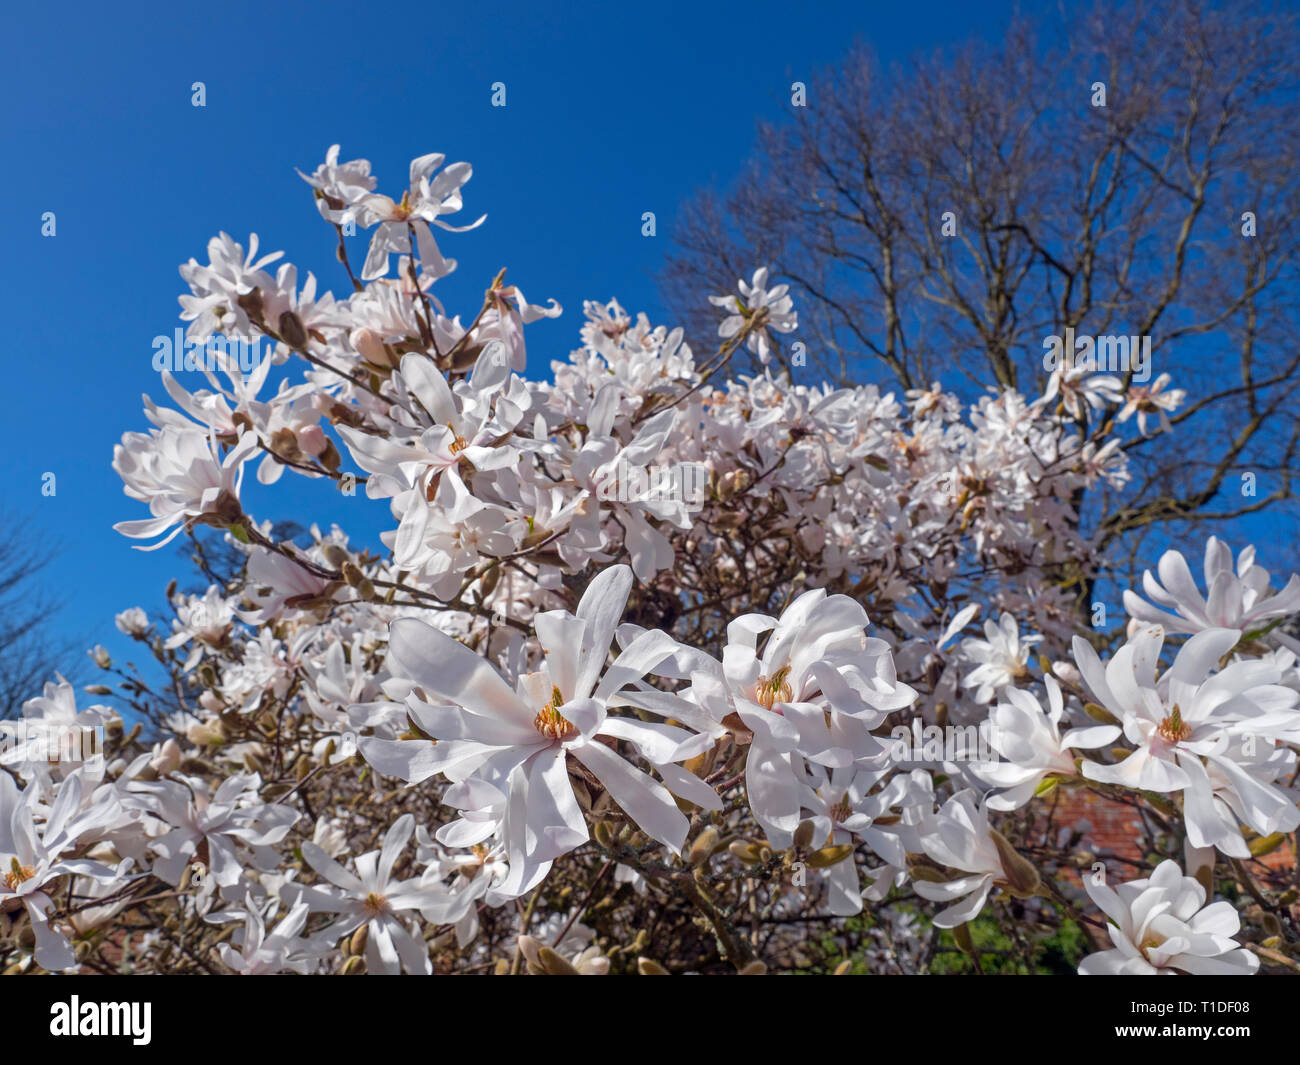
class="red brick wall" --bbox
[1048,790,1294,874]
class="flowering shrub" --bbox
[5,146,1298,976]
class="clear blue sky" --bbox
[1,0,1031,682]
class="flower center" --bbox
[1156,705,1192,743]
[1139,933,1169,963]
[534,686,578,741]
[449,434,469,455]
[4,858,35,892]
[829,794,853,824]
[363,892,390,916]
[754,666,793,711]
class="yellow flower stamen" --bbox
[534,686,578,741]
[754,666,793,711]
[1157,705,1192,743]
[4,858,36,892]
[829,794,854,824]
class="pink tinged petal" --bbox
[1083,747,1189,792]
[916,874,995,928]
[1060,725,1121,750]
[825,851,864,916]
[388,917,434,975]
[407,700,537,746]
[1187,900,1243,939]
[1208,753,1300,833]
[1123,588,1192,632]
[1078,950,1145,975]
[1177,755,1248,857]
[556,697,605,738]
[435,818,496,848]
[1168,950,1258,975]
[1071,635,1119,711]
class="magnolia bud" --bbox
[538,946,579,975]
[321,544,351,570]
[278,310,308,349]
[687,826,722,869]
[990,829,1041,897]
[351,328,393,367]
[806,844,854,869]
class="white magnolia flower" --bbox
[1079,860,1258,975]
[1040,363,1124,420]
[361,566,716,889]
[1123,536,1300,635]
[353,152,484,281]
[797,763,930,915]
[973,676,1119,810]
[114,607,150,636]
[674,587,915,849]
[293,814,447,975]
[215,899,324,974]
[914,789,1015,928]
[113,424,258,550]
[416,821,512,947]
[0,772,127,971]
[128,773,299,890]
[296,143,378,227]
[1074,625,1300,856]
[3,677,114,781]
[708,267,797,364]
[959,612,1042,705]
[1116,373,1185,435]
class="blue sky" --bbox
[2,0,1032,682]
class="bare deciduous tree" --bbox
[0,519,85,719]
[660,0,1300,595]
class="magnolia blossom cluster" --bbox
[12,146,1296,976]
